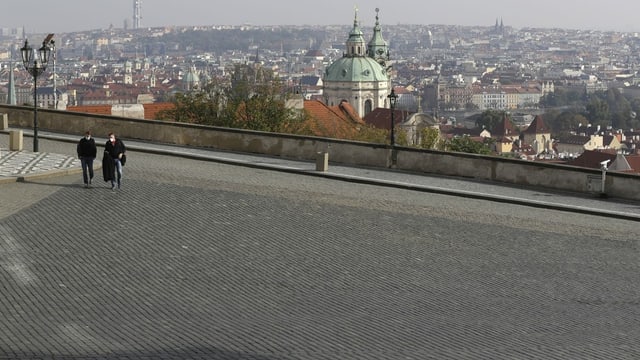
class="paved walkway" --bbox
[0,149,81,181]
[2,130,640,359]
[2,129,640,221]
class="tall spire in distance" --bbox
[133,0,142,29]
[367,8,389,67]
[7,48,16,105]
[345,6,366,57]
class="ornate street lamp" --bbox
[387,89,398,146]
[20,38,52,152]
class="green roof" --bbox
[324,56,388,83]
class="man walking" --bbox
[77,130,97,188]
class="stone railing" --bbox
[2,104,639,201]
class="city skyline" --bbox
[1,0,640,34]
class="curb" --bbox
[17,166,85,182]
[9,132,640,221]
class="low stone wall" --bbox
[2,104,639,200]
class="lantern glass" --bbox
[20,40,33,67]
[38,42,51,65]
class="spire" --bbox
[345,7,366,57]
[7,50,16,105]
[367,7,389,66]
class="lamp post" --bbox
[387,89,398,146]
[20,38,52,152]
[51,40,57,109]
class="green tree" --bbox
[585,97,610,127]
[418,127,441,149]
[546,110,588,134]
[395,130,409,146]
[160,64,305,133]
[351,125,389,143]
[444,136,492,155]
[157,81,225,125]
[475,109,507,132]
[540,87,585,108]
[221,64,304,132]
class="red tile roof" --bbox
[362,107,410,130]
[302,100,365,138]
[566,150,616,169]
[523,115,551,134]
[492,114,517,136]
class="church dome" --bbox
[183,69,200,85]
[324,56,387,83]
[182,65,200,90]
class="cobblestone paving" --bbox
[0,150,80,177]
[1,139,640,359]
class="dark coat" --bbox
[102,151,115,181]
[105,138,126,159]
[77,137,97,158]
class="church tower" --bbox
[367,8,389,67]
[323,8,391,118]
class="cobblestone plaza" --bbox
[1,138,639,359]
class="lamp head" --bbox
[20,40,33,67]
[387,89,398,108]
[38,41,51,65]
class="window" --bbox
[365,99,373,115]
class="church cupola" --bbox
[346,9,366,57]
[322,8,392,118]
[367,8,389,67]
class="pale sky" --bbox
[1,0,639,34]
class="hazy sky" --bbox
[2,0,640,34]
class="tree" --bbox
[585,97,610,127]
[344,125,388,144]
[159,64,305,133]
[546,110,588,134]
[418,127,442,149]
[157,83,223,125]
[475,109,507,132]
[444,136,492,155]
[395,129,410,147]
[540,87,584,108]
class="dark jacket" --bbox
[102,151,115,181]
[77,137,97,158]
[105,138,126,159]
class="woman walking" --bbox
[104,132,126,190]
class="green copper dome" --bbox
[324,56,387,83]
[324,8,389,84]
